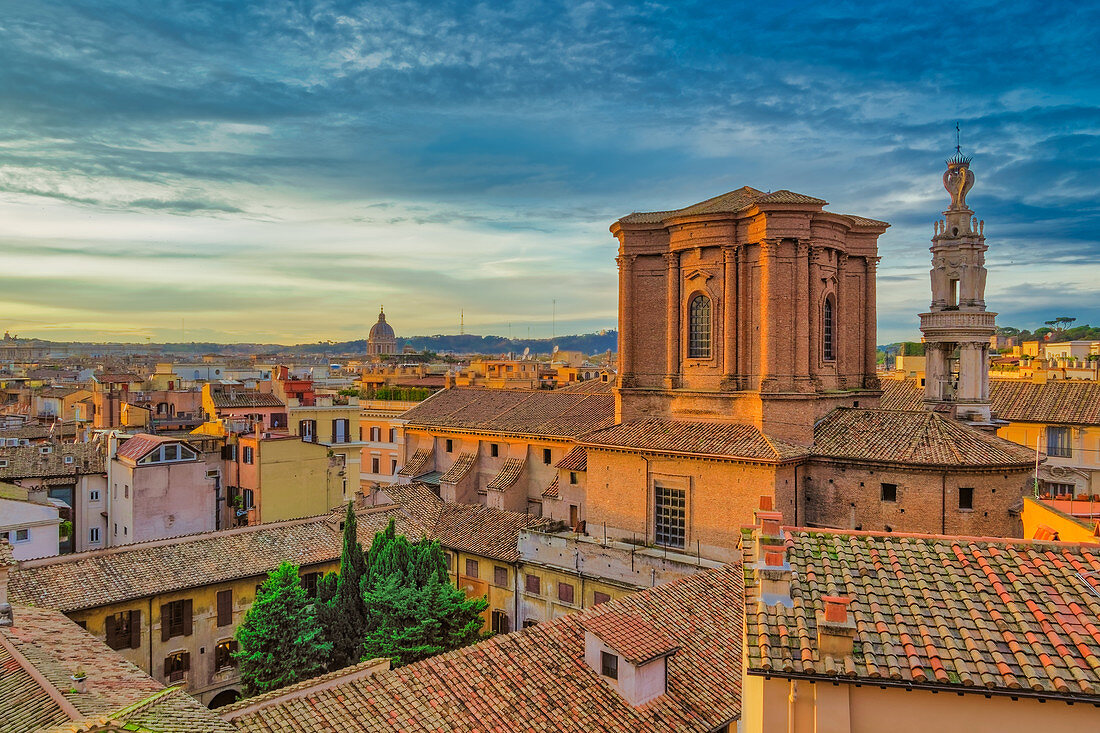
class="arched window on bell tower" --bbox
[823,295,836,361]
[688,294,711,359]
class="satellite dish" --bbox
[552,345,559,354]
[523,347,530,357]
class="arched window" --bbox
[688,295,711,359]
[823,295,835,361]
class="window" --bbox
[445,439,453,453]
[493,566,508,587]
[543,448,552,465]
[445,552,454,571]
[593,591,611,605]
[688,294,712,358]
[391,459,397,473]
[525,574,541,595]
[491,610,510,634]
[164,651,190,683]
[216,589,233,627]
[1047,482,1076,497]
[388,428,396,443]
[569,471,578,485]
[89,527,100,543]
[523,619,539,629]
[14,528,28,542]
[1047,426,1072,458]
[0,460,6,468]
[242,446,254,464]
[465,558,479,578]
[370,426,381,442]
[490,443,499,458]
[215,639,238,671]
[601,651,619,679]
[124,485,129,499]
[881,483,897,502]
[333,419,350,443]
[64,455,74,464]
[959,487,974,511]
[558,582,575,604]
[89,489,100,502]
[299,420,317,442]
[654,485,687,549]
[161,599,191,640]
[105,610,141,650]
[301,572,322,599]
[372,457,380,473]
[823,296,835,361]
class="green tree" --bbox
[316,503,369,671]
[361,520,488,667]
[234,561,331,696]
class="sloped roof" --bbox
[379,482,552,563]
[397,447,432,477]
[485,457,525,490]
[8,507,417,613]
[0,443,104,480]
[813,408,1034,467]
[439,452,476,484]
[555,446,587,471]
[209,390,284,409]
[581,419,809,462]
[221,564,743,732]
[990,379,1100,426]
[115,434,179,462]
[582,611,679,664]
[618,186,826,225]
[1,605,232,733]
[401,387,614,438]
[878,378,923,410]
[743,527,1100,701]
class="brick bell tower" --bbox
[610,187,889,445]
[919,146,996,422]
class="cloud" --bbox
[0,0,1097,343]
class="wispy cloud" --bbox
[0,0,1097,343]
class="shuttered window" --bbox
[161,599,192,641]
[216,589,233,627]
[105,610,141,650]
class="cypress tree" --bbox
[234,561,331,696]
[317,502,370,671]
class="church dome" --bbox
[369,309,395,340]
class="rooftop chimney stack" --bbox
[817,595,856,660]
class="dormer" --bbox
[582,611,679,706]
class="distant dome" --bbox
[368,307,397,356]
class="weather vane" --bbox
[955,121,961,155]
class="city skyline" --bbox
[2,1,1098,344]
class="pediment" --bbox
[684,268,714,283]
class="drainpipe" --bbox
[788,679,798,733]
[941,472,947,535]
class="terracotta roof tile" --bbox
[582,419,809,462]
[222,564,743,732]
[115,434,177,461]
[555,446,587,471]
[878,378,924,410]
[402,387,614,438]
[743,527,1100,700]
[0,443,104,481]
[582,611,679,664]
[542,476,560,499]
[813,408,1034,466]
[618,186,827,225]
[990,379,1100,425]
[397,448,432,477]
[9,507,418,613]
[439,452,476,484]
[210,390,284,409]
[485,457,525,490]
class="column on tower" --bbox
[665,252,680,389]
[793,241,811,391]
[864,256,879,388]
[722,245,738,387]
[617,255,634,383]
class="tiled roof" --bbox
[397,447,432,477]
[542,476,560,499]
[878,378,923,410]
[743,527,1100,701]
[990,379,1100,426]
[813,408,1035,467]
[0,424,79,442]
[1,605,232,733]
[0,443,104,480]
[555,445,587,471]
[222,564,743,732]
[485,457,525,490]
[881,378,1100,427]
[843,214,891,227]
[9,506,417,613]
[36,387,80,399]
[210,390,285,409]
[581,419,810,462]
[618,186,826,225]
[94,373,140,384]
[0,537,13,566]
[115,434,177,461]
[379,482,552,562]
[439,452,476,484]
[556,379,614,394]
[401,387,614,438]
[582,611,679,664]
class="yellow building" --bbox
[234,431,344,524]
[285,395,363,497]
[1020,495,1100,542]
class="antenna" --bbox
[460,309,464,336]
[552,299,556,339]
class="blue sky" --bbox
[1,0,1098,344]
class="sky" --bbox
[1,0,1098,345]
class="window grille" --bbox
[654,485,686,549]
[688,295,711,359]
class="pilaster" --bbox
[664,252,680,389]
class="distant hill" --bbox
[296,331,618,357]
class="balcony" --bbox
[919,310,996,341]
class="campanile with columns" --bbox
[919,151,996,422]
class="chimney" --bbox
[816,596,856,660]
[757,543,791,605]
